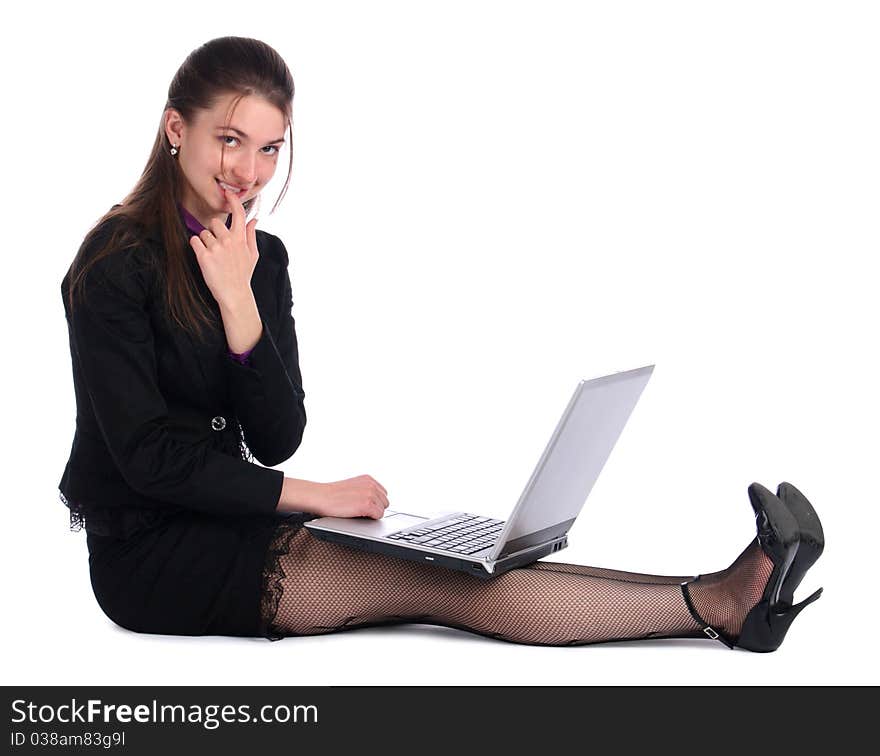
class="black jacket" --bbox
[58,213,306,537]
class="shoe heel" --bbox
[793,586,823,611]
[737,585,823,653]
[776,482,825,607]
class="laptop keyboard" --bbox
[387,514,505,555]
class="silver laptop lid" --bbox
[487,365,654,561]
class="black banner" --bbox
[2,686,867,752]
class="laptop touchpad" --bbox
[313,510,427,537]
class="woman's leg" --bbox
[260,526,774,647]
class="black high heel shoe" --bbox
[776,481,825,609]
[680,482,822,652]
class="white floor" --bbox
[7,497,852,686]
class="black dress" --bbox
[81,504,314,639]
[59,210,312,640]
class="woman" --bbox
[59,36,824,650]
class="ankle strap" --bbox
[680,579,737,650]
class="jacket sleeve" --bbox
[221,235,306,467]
[68,248,284,517]
[228,347,254,364]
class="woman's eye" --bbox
[221,136,279,156]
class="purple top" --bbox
[178,203,254,366]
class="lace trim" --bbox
[258,519,308,641]
[59,489,174,538]
[236,419,255,463]
[59,490,86,532]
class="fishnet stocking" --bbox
[260,525,774,647]
[685,539,776,638]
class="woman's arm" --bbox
[277,475,390,519]
[218,290,263,356]
[277,476,317,514]
[222,234,307,467]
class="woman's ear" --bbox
[164,108,183,146]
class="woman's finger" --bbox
[224,187,246,236]
[246,216,259,257]
[189,234,206,253]
[207,216,229,239]
[198,228,216,248]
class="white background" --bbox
[2,0,877,685]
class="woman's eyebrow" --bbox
[216,126,287,144]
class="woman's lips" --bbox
[216,178,245,195]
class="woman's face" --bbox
[164,92,287,227]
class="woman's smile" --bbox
[216,178,246,196]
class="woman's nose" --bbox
[230,173,256,189]
[230,158,257,187]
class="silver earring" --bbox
[170,143,179,156]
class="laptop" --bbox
[304,364,654,578]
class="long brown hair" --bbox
[66,36,295,342]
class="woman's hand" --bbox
[188,188,259,310]
[308,475,390,519]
